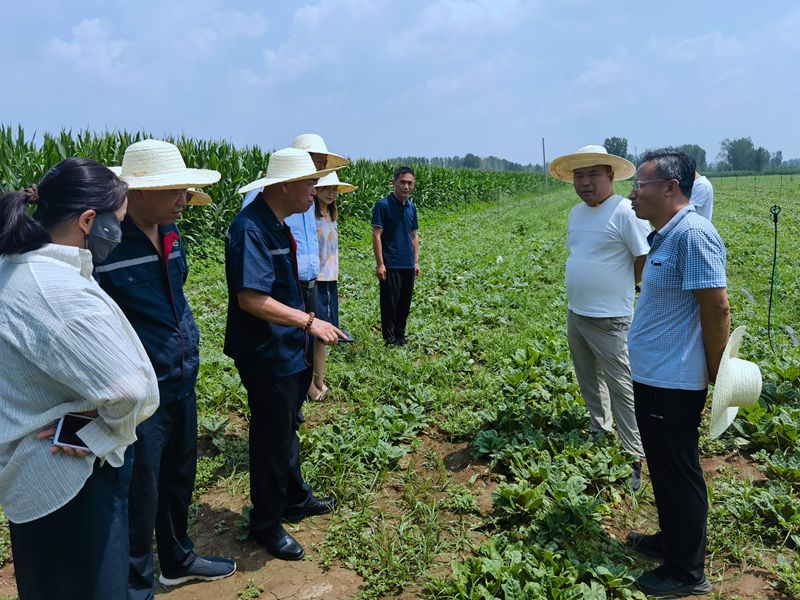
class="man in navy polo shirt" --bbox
[100,140,236,599]
[626,149,730,598]
[371,166,420,345]
[225,148,345,561]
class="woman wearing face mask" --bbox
[310,172,356,400]
[0,158,159,600]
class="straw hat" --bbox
[109,166,212,206]
[709,326,763,439]
[316,171,355,193]
[549,145,635,182]
[110,139,220,206]
[238,148,335,194]
[292,134,349,170]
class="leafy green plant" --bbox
[0,507,10,568]
[237,578,264,600]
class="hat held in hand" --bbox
[709,326,763,439]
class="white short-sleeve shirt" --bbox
[690,176,714,221]
[566,194,651,318]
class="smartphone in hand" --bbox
[339,330,355,344]
[53,413,93,451]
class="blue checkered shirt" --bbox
[628,206,727,390]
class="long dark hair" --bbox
[314,192,338,222]
[0,158,128,256]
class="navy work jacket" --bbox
[96,217,200,403]
[224,196,308,378]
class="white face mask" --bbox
[86,211,122,265]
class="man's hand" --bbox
[376,264,387,281]
[414,262,420,278]
[308,318,347,345]
[694,287,730,384]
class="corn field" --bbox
[0,126,545,245]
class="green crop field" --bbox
[0,130,798,599]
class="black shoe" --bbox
[284,495,337,523]
[395,337,407,346]
[626,531,666,561]
[250,526,304,561]
[636,566,712,597]
[158,555,236,586]
[384,338,397,346]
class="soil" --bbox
[605,451,794,600]
[0,445,790,599]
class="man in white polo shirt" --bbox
[690,171,714,221]
[550,145,650,490]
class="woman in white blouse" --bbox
[0,158,159,600]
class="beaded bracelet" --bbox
[303,312,315,331]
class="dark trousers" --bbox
[379,268,415,342]
[128,392,198,600]
[10,460,131,600]
[299,281,318,365]
[634,381,708,583]
[298,281,318,421]
[236,363,312,534]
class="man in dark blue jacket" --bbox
[225,148,345,561]
[100,140,235,599]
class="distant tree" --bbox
[770,150,783,168]
[753,146,771,172]
[603,137,628,157]
[676,144,707,171]
[718,137,758,170]
[462,153,481,169]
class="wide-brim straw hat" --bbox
[292,133,349,170]
[549,145,636,182]
[109,166,212,206]
[238,148,336,194]
[316,171,355,193]
[109,139,220,206]
[709,326,763,439]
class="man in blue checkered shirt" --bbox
[625,150,730,598]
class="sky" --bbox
[2,0,799,165]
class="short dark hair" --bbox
[0,158,128,256]
[641,149,696,198]
[393,166,415,180]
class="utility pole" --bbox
[542,137,547,185]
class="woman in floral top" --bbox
[310,172,356,400]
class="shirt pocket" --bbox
[102,261,163,300]
[646,256,681,290]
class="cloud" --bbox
[385,0,529,58]
[47,18,129,75]
[647,31,747,64]
[571,48,633,89]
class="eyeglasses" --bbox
[632,178,671,191]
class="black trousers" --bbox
[128,392,198,599]
[299,280,318,367]
[236,362,313,534]
[10,460,131,600]
[379,268,415,342]
[634,381,708,583]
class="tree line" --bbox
[390,153,544,173]
[603,136,795,173]
[393,136,796,175]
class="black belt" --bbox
[300,279,317,289]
